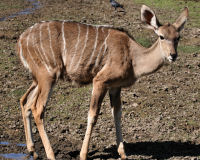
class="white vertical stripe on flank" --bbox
[40,23,52,68]
[69,23,81,70]
[74,25,89,71]
[19,36,31,71]
[62,21,67,66]
[26,28,38,70]
[95,28,110,67]
[35,42,52,74]
[38,23,52,73]
[48,22,56,66]
[95,27,105,67]
[102,29,110,57]
[88,26,99,65]
[31,32,51,74]
[74,23,81,54]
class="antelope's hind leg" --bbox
[31,76,55,160]
[109,88,127,159]
[20,82,38,159]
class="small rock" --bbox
[32,127,37,134]
[132,103,138,107]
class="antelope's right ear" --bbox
[173,7,189,32]
[141,5,161,31]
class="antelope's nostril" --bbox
[170,53,177,61]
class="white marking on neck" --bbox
[74,25,89,71]
[62,21,67,66]
[166,39,173,44]
[48,22,57,66]
[159,39,166,60]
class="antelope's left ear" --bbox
[141,5,161,31]
[173,7,189,32]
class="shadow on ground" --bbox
[68,141,200,159]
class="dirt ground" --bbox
[0,0,200,159]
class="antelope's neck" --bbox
[130,39,165,78]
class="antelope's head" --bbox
[141,5,189,62]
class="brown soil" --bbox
[0,0,200,159]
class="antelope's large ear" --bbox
[173,7,189,32]
[141,5,161,31]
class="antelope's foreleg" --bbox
[109,88,126,160]
[20,82,38,158]
[80,79,107,160]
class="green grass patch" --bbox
[54,85,91,110]
[0,4,22,9]
[0,0,25,10]
[0,54,17,71]
[135,37,152,48]
[178,45,200,53]
[187,119,199,127]
[11,88,25,99]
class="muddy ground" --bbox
[0,0,200,159]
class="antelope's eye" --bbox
[177,36,180,41]
[174,36,180,42]
[159,36,164,40]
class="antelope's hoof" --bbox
[80,153,88,160]
[120,154,127,160]
[29,151,38,160]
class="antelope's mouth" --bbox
[168,56,173,62]
[168,54,177,62]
